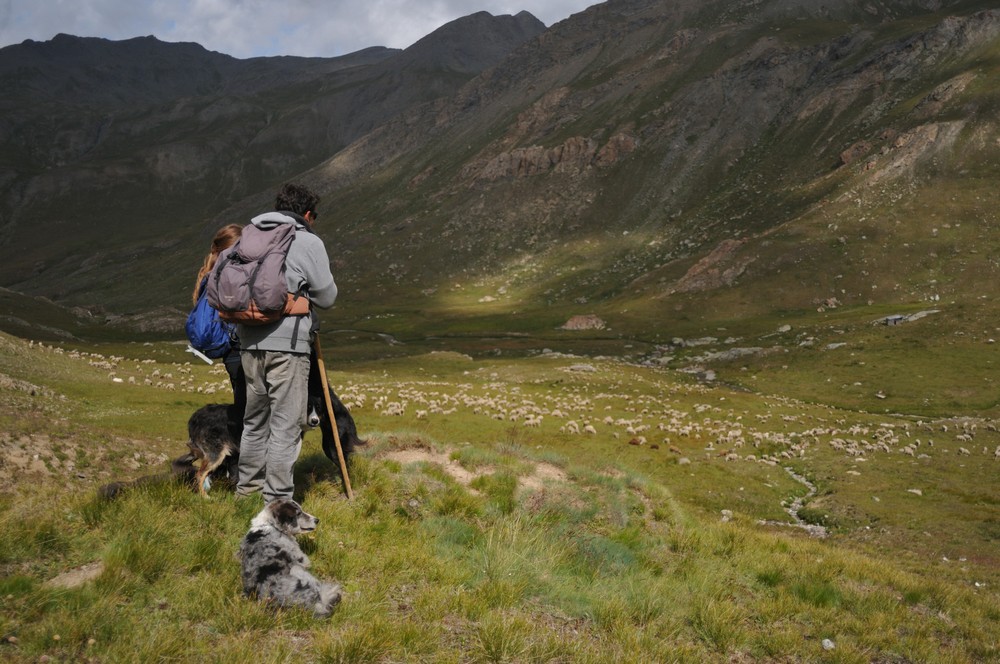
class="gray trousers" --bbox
[237,349,310,503]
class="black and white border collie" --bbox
[306,351,363,467]
[185,380,362,496]
[98,355,363,499]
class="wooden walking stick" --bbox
[313,336,354,500]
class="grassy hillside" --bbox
[0,332,996,662]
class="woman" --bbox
[192,224,246,417]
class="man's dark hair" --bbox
[275,183,320,217]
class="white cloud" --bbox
[0,0,600,58]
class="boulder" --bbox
[560,314,606,330]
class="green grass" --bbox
[0,331,997,662]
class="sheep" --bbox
[562,420,580,434]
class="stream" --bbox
[757,466,828,538]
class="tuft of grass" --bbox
[431,483,483,518]
[451,445,502,470]
[791,578,844,608]
[316,619,394,664]
[470,471,519,515]
[755,568,785,589]
[471,613,533,664]
[689,596,748,654]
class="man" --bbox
[236,183,337,503]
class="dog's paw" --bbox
[314,582,343,618]
[313,581,344,618]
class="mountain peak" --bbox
[399,11,546,73]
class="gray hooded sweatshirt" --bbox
[236,212,337,354]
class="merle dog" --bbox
[238,498,342,618]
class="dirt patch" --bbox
[385,449,481,487]
[0,433,62,491]
[43,562,104,589]
[382,449,566,494]
[0,431,171,493]
[865,121,965,185]
[519,462,568,491]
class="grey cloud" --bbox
[0,0,598,58]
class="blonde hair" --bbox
[193,224,243,304]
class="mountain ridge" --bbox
[0,1,998,363]
[0,11,548,310]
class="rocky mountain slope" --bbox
[295,0,1000,338]
[0,11,545,308]
[1,0,999,351]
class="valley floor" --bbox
[0,332,996,662]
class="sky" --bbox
[0,0,600,59]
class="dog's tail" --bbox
[96,453,198,500]
[344,430,368,454]
[321,420,366,463]
[97,471,180,500]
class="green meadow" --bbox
[0,328,996,663]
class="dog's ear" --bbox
[271,499,302,529]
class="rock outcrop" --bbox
[560,315,607,331]
[463,133,637,183]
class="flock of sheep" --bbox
[27,341,1000,464]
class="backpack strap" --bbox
[287,288,312,350]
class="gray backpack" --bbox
[206,223,309,325]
